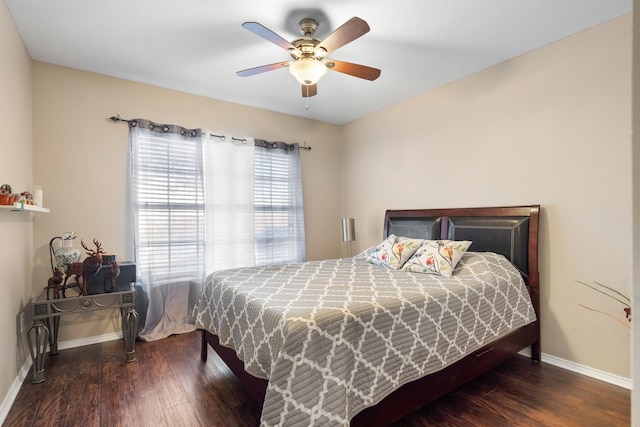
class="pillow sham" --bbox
[401,239,472,277]
[366,234,424,270]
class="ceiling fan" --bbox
[236,17,381,98]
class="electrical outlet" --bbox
[20,312,25,333]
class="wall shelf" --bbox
[0,202,49,213]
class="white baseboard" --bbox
[518,348,631,390]
[0,331,124,426]
[0,358,32,426]
[56,331,123,351]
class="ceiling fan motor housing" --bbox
[289,19,323,60]
[299,18,319,37]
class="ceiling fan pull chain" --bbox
[305,86,311,110]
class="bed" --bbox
[194,205,540,426]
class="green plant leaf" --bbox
[576,280,630,308]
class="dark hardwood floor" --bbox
[4,332,630,427]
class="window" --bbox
[129,124,305,341]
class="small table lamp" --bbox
[342,217,356,257]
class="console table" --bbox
[27,282,138,383]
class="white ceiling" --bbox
[5,0,631,125]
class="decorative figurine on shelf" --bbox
[18,191,33,205]
[45,268,64,300]
[78,239,104,296]
[0,184,11,205]
[104,261,121,292]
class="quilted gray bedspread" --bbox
[193,251,537,427]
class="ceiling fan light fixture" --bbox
[289,58,327,85]
[288,48,301,60]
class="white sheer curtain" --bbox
[204,135,255,272]
[129,123,306,341]
[128,121,205,341]
[203,136,305,272]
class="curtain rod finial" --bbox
[108,113,130,123]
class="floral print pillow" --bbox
[402,240,472,277]
[366,234,424,270]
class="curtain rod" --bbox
[208,133,311,151]
[109,114,311,151]
[109,114,132,124]
[208,133,251,145]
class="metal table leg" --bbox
[45,316,60,355]
[121,306,139,363]
[27,320,50,384]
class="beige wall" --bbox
[341,15,632,378]
[632,1,639,422]
[0,0,34,407]
[31,62,342,342]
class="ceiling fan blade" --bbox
[236,61,290,77]
[302,84,317,98]
[242,22,299,53]
[325,59,381,81]
[317,17,370,53]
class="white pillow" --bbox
[402,240,472,277]
[366,234,424,269]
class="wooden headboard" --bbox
[384,205,540,315]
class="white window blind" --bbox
[130,126,205,286]
[254,144,306,266]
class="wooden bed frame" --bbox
[200,205,541,426]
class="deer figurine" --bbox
[104,261,120,292]
[46,268,64,300]
[62,262,83,297]
[77,239,104,296]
